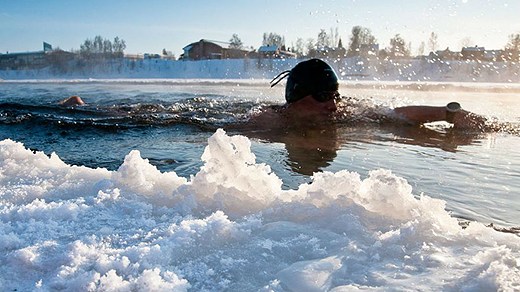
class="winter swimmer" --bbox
[248,58,488,129]
[236,58,489,174]
[59,95,85,107]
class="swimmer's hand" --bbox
[451,110,487,130]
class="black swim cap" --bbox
[270,59,339,103]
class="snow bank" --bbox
[1,57,519,83]
[1,130,519,291]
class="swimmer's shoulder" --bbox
[59,96,85,107]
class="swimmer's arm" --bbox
[393,106,446,124]
[228,106,283,130]
[393,105,487,129]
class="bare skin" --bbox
[248,94,487,130]
[393,105,487,129]
[247,95,337,129]
[235,94,488,174]
[59,96,85,107]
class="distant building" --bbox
[124,54,145,60]
[0,42,69,70]
[0,51,47,70]
[1,43,44,69]
[257,45,297,59]
[45,49,75,65]
[180,39,250,60]
[461,46,485,60]
[428,47,460,61]
[483,49,507,62]
[459,46,508,62]
[144,53,161,59]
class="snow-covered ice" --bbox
[1,129,519,291]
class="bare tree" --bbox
[306,38,316,57]
[316,29,330,49]
[417,41,425,56]
[428,32,438,53]
[112,37,126,57]
[262,32,285,48]
[293,38,305,57]
[505,33,520,61]
[347,26,377,57]
[80,35,126,59]
[102,39,113,54]
[389,34,410,58]
[337,37,346,56]
[93,36,104,54]
[229,34,243,49]
[329,27,339,47]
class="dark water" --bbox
[1,80,519,228]
[0,81,254,174]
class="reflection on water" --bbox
[234,120,487,176]
[380,123,485,152]
[235,125,341,176]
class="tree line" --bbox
[76,28,520,62]
[230,27,520,61]
[79,36,127,59]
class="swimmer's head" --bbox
[59,95,85,107]
[270,59,339,104]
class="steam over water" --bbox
[1,80,519,291]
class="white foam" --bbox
[1,130,519,291]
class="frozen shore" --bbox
[1,57,520,83]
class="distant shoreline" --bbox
[1,58,520,85]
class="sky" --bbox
[1,0,519,56]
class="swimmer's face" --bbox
[287,94,337,116]
[313,91,340,103]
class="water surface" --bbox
[1,80,519,227]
